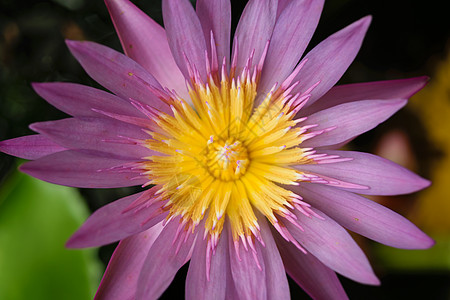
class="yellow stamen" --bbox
[141,66,314,242]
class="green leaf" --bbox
[0,167,102,300]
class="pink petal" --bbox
[105,0,187,98]
[94,224,164,300]
[20,150,146,188]
[0,134,66,160]
[32,82,141,118]
[276,0,290,18]
[292,16,372,106]
[300,76,429,116]
[258,217,290,300]
[228,226,267,300]
[66,40,171,114]
[259,0,324,94]
[196,0,231,67]
[162,0,208,81]
[296,150,430,195]
[274,232,348,300]
[66,188,166,248]
[233,0,277,71]
[292,183,434,249]
[136,218,195,300]
[301,99,407,148]
[30,117,152,160]
[285,208,380,285]
[185,225,229,300]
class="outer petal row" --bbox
[186,224,230,300]
[66,40,171,114]
[0,134,66,160]
[20,150,147,188]
[32,82,142,118]
[296,150,430,195]
[94,224,164,300]
[30,117,152,160]
[294,183,434,249]
[285,208,380,285]
[66,187,166,248]
[136,217,196,300]
[162,0,208,81]
[274,233,348,300]
[301,76,429,116]
[232,0,278,72]
[301,99,407,148]
[196,0,231,68]
[259,0,324,94]
[104,0,187,99]
[292,16,372,105]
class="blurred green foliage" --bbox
[0,167,101,300]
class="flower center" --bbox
[135,52,327,249]
[205,136,249,181]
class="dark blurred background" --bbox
[0,0,449,299]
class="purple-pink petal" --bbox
[300,76,429,116]
[275,0,290,18]
[196,0,231,68]
[285,208,380,285]
[66,40,171,114]
[94,224,164,300]
[259,0,324,94]
[293,183,434,249]
[228,227,267,300]
[301,99,407,148]
[136,218,195,300]
[105,0,187,99]
[32,82,141,118]
[20,150,146,188]
[292,16,371,106]
[296,150,430,195]
[66,188,166,248]
[274,232,348,300]
[162,0,208,81]
[258,217,290,300]
[185,224,229,300]
[233,0,277,71]
[30,117,152,160]
[0,134,66,160]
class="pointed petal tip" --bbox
[0,140,10,155]
[65,39,88,52]
[424,236,436,249]
[65,235,97,249]
[359,15,373,27]
[363,273,381,286]
[415,234,436,249]
[419,75,431,83]
[65,235,83,249]
[347,15,372,34]
[348,15,372,37]
[405,229,435,250]
[407,175,431,194]
[65,39,77,47]
[420,177,432,189]
[31,81,43,89]
[28,122,41,133]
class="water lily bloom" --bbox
[0,0,434,299]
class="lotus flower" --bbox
[0,0,434,299]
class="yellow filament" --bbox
[142,70,311,241]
